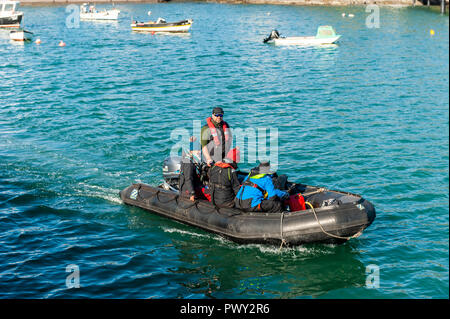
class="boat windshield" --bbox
[2,3,16,12]
[315,26,337,39]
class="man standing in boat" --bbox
[201,107,233,167]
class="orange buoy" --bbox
[35,38,41,44]
[58,40,66,47]
[151,31,155,35]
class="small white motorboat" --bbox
[131,11,193,33]
[264,26,341,46]
[9,28,32,41]
[131,18,193,33]
[80,3,120,21]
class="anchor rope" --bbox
[305,201,363,241]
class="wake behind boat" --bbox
[264,26,341,46]
[131,11,192,33]
[120,157,375,246]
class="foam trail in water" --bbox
[77,183,123,204]
[161,226,323,255]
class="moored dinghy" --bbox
[264,26,341,46]
[131,11,192,33]
[79,3,120,21]
[120,157,376,246]
[9,28,32,41]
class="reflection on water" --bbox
[165,226,366,298]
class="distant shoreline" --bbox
[19,0,426,7]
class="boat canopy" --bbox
[0,1,19,13]
[315,26,337,39]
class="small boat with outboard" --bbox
[120,156,375,247]
[131,11,192,33]
[9,28,32,41]
[264,26,341,46]
[80,3,120,21]
[0,0,22,28]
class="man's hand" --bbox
[189,195,195,202]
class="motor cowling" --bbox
[263,29,280,43]
[162,156,181,186]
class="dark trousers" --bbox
[258,199,283,214]
[216,200,235,209]
[235,198,283,214]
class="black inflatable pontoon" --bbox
[120,164,375,246]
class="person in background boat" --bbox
[207,147,241,208]
[179,137,204,202]
[235,161,289,214]
[201,107,232,167]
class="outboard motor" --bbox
[263,29,280,43]
[162,156,181,190]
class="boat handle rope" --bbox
[155,190,178,204]
[305,201,363,241]
[300,188,326,197]
[154,190,201,213]
[154,189,235,216]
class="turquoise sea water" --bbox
[0,3,448,298]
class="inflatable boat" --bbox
[120,158,375,247]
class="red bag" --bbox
[195,187,211,201]
[284,193,306,212]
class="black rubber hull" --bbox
[120,183,376,246]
